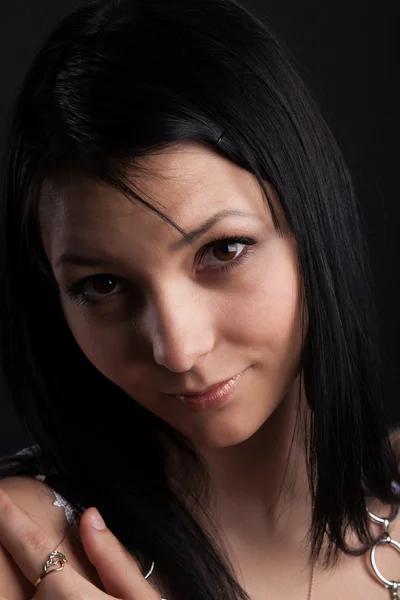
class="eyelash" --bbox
[65,235,257,308]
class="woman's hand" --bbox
[0,486,164,599]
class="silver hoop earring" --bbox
[144,561,167,600]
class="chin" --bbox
[181,412,265,450]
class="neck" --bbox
[197,374,313,557]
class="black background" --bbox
[0,0,397,457]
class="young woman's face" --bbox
[39,142,304,449]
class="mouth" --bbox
[168,373,243,397]
[168,369,247,412]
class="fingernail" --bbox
[89,508,106,530]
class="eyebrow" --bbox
[168,209,260,251]
[54,209,261,270]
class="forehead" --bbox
[38,142,271,251]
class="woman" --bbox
[0,0,399,598]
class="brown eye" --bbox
[212,241,242,262]
[201,240,247,268]
[83,275,122,299]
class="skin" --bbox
[37,141,312,590]
[33,141,398,597]
[39,142,305,452]
[0,484,165,598]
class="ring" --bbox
[370,536,400,589]
[34,550,68,587]
[144,561,168,599]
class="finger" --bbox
[80,507,162,600]
[0,487,79,592]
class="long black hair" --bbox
[1,0,399,598]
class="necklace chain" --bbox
[307,504,400,600]
[144,504,400,600]
[307,560,316,600]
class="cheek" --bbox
[60,239,303,393]
[229,244,302,362]
[61,303,128,380]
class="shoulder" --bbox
[0,475,102,599]
[389,426,400,465]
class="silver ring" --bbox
[144,561,167,600]
[370,536,400,589]
[144,561,155,579]
[367,504,399,525]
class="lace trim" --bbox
[29,470,81,541]
[13,444,400,550]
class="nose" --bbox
[144,283,215,373]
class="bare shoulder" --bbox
[389,427,400,464]
[0,475,102,599]
[368,427,400,535]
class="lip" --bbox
[170,369,247,412]
[169,375,240,397]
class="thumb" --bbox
[79,507,161,600]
